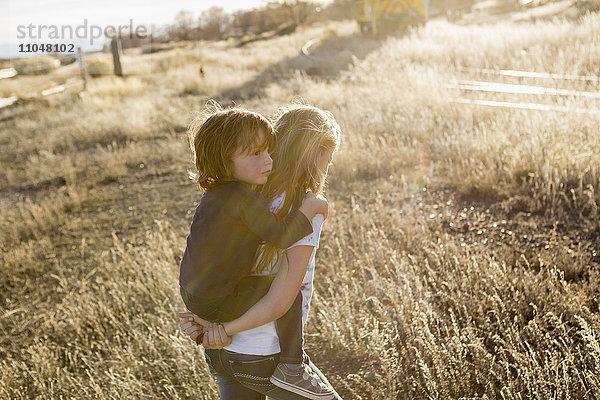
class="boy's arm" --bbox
[222,245,313,336]
[237,186,324,248]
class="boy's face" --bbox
[231,129,273,185]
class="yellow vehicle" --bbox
[356,0,428,35]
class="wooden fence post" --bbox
[110,37,123,77]
[76,47,87,90]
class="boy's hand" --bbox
[178,312,231,348]
[179,312,210,329]
[179,312,210,344]
[202,323,232,349]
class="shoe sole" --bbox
[269,375,335,400]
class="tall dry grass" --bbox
[1,12,599,399]
[296,15,600,219]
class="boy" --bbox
[179,107,333,399]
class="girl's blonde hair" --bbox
[255,104,341,274]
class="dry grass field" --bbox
[1,8,600,399]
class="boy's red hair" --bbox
[188,107,276,190]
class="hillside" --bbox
[1,9,600,399]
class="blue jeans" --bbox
[204,348,343,400]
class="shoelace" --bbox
[302,367,330,390]
[301,370,319,387]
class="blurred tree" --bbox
[199,7,232,40]
[172,10,196,40]
[261,2,291,31]
[232,10,255,35]
[322,0,356,20]
[281,0,315,26]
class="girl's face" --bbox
[231,129,273,185]
[318,148,334,177]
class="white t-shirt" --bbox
[224,192,324,355]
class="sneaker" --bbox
[270,363,335,400]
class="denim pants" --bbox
[204,348,343,400]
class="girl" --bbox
[179,106,332,399]
[180,104,342,400]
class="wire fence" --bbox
[2,43,600,115]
